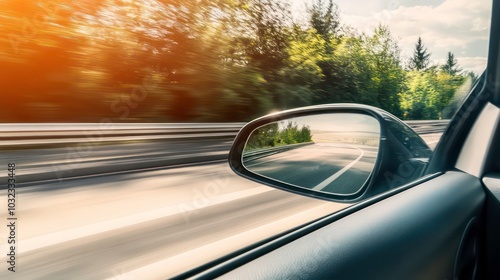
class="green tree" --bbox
[307,0,340,41]
[245,122,280,150]
[282,29,327,108]
[328,35,373,103]
[277,121,313,145]
[229,0,295,110]
[441,52,461,75]
[408,37,431,71]
[399,71,437,119]
[399,70,466,119]
[0,0,480,123]
[431,71,465,115]
[304,0,352,105]
[237,0,292,73]
[244,121,312,151]
[365,25,405,115]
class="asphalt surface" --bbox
[0,131,443,279]
[0,163,344,279]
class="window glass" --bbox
[0,0,492,278]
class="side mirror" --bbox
[229,104,432,202]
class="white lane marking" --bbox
[312,146,365,191]
[18,186,272,254]
[106,203,347,280]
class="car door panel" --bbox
[482,173,500,279]
[455,103,500,177]
[218,172,484,280]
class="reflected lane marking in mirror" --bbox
[312,145,365,191]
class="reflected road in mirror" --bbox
[242,113,380,195]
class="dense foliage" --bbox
[0,0,477,122]
[244,121,313,151]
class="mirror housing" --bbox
[229,104,432,202]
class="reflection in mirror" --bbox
[242,113,380,195]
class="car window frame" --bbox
[176,1,500,278]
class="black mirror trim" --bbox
[229,104,389,202]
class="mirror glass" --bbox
[242,113,380,195]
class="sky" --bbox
[289,0,492,74]
[292,113,381,133]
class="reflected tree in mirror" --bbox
[242,113,380,196]
[244,121,313,152]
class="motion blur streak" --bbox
[0,133,440,279]
[0,163,343,279]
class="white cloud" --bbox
[455,56,487,75]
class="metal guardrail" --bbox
[0,123,246,148]
[0,121,450,184]
[243,142,315,162]
[0,121,449,148]
[404,120,450,134]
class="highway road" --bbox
[0,163,344,279]
[0,132,443,279]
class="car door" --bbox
[176,1,500,279]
